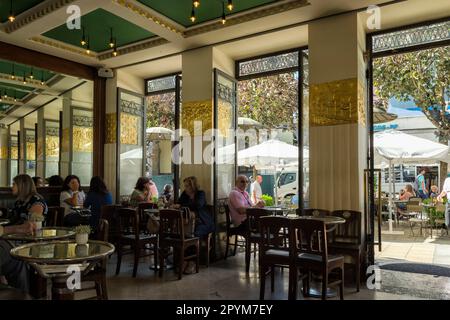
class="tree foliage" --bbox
[238,72,299,131]
[373,46,450,140]
[146,92,175,129]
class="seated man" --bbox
[228,175,264,232]
[0,221,36,292]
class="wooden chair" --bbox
[100,205,121,246]
[46,206,65,227]
[200,205,215,267]
[158,209,199,280]
[329,210,363,292]
[115,207,158,277]
[137,202,158,231]
[259,216,295,300]
[244,208,272,273]
[224,204,247,259]
[78,219,109,299]
[291,218,345,300]
[407,204,429,236]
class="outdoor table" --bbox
[1,227,75,242]
[0,218,9,226]
[10,240,114,300]
[264,206,295,216]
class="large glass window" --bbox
[118,90,145,200]
[145,74,180,197]
[71,108,93,185]
[236,49,307,207]
[44,120,59,178]
[24,129,36,177]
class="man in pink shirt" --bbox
[228,175,265,231]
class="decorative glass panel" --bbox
[72,109,93,185]
[373,20,450,53]
[45,120,59,178]
[238,51,299,78]
[119,91,144,199]
[215,71,236,200]
[147,75,176,94]
[9,135,18,185]
[25,130,36,177]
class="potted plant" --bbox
[74,225,91,245]
[261,194,274,206]
[29,212,44,231]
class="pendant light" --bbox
[8,0,15,22]
[227,0,233,11]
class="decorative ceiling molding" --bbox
[112,0,184,36]
[2,0,78,34]
[0,98,24,107]
[97,37,170,60]
[0,73,51,91]
[183,0,310,38]
[29,36,96,58]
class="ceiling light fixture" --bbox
[221,2,226,24]
[193,0,200,8]
[14,91,17,102]
[11,64,15,80]
[190,5,196,23]
[30,68,34,80]
[86,36,91,55]
[81,27,87,46]
[23,73,27,84]
[109,28,115,48]
[8,0,15,23]
[40,71,45,86]
[113,42,118,57]
[227,0,233,11]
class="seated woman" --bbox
[83,176,113,233]
[177,176,215,238]
[60,175,86,224]
[0,174,47,292]
[430,185,439,198]
[397,184,415,218]
[130,177,158,207]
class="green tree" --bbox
[238,72,299,131]
[373,46,450,186]
[146,92,175,129]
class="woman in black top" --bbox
[177,176,215,238]
[10,174,48,224]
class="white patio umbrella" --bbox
[237,117,263,128]
[146,127,173,139]
[374,130,450,233]
[238,139,299,204]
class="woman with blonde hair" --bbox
[10,174,47,224]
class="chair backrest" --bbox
[97,219,109,242]
[224,204,232,231]
[100,204,121,243]
[246,208,271,234]
[436,203,446,213]
[46,206,65,227]
[259,216,291,254]
[116,207,139,241]
[291,218,328,261]
[408,198,422,205]
[138,202,157,232]
[330,210,361,244]
[159,209,185,241]
[406,204,422,214]
[301,208,331,218]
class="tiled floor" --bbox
[70,249,450,300]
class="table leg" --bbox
[51,276,74,300]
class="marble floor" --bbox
[72,250,450,300]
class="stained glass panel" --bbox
[146,75,176,94]
[373,20,450,53]
[238,51,299,78]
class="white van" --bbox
[277,170,298,199]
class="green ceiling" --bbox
[0,0,44,23]
[138,0,279,27]
[0,60,55,108]
[43,9,156,53]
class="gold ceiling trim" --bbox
[112,0,184,35]
[97,37,169,60]
[29,36,97,58]
[3,0,78,34]
[184,0,310,38]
